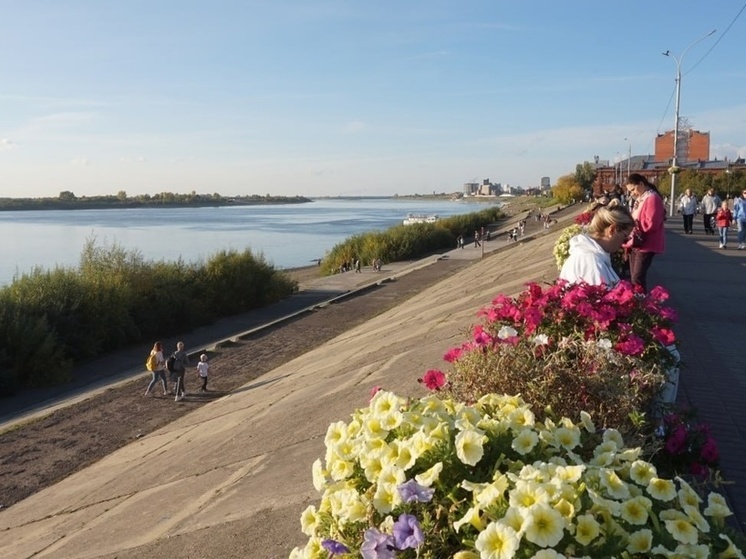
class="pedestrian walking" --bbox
[734,189,746,250]
[678,189,697,234]
[715,200,733,249]
[473,230,481,248]
[144,341,168,397]
[196,353,210,392]
[171,341,190,401]
[700,188,721,235]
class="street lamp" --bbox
[663,29,716,216]
[624,138,631,179]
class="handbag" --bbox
[629,223,645,248]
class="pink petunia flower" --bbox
[419,369,447,391]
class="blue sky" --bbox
[1,1,745,197]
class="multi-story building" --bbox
[654,129,710,163]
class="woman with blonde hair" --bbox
[559,199,635,286]
[144,341,168,396]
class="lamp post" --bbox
[663,29,716,216]
[624,137,631,179]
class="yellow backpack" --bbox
[146,352,159,372]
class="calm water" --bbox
[0,198,499,285]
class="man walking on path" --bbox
[700,187,721,235]
[678,189,697,234]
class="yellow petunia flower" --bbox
[475,521,520,559]
[626,528,653,554]
[664,517,699,545]
[629,459,657,486]
[512,428,539,455]
[573,513,600,546]
[456,429,487,466]
[524,503,566,548]
[620,496,652,525]
[703,492,733,519]
[647,477,677,501]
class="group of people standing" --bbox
[560,173,665,292]
[145,341,210,401]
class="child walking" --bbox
[196,353,210,392]
[716,200,733,249]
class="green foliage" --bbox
[574,161,597,191]
[0,239,298,392]
[319,207,505,274]
[659,169,746,201]
[0,294,72,393]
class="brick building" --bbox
[654,129,710,162]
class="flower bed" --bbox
[433,281,678,434]
[291,391,741,558]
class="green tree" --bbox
[552,174,584,204]
[574,162,596,191]
[116,190,127,201]
[59,190,76,201]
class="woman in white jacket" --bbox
[559,200,635,286]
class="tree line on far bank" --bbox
[0,190,312,211]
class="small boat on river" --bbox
[403,213,439,225]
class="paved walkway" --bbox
[649,218,746,525]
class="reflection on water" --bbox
[0,198,501,285]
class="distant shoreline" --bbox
[0,195,313,212]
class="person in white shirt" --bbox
[559,200,635,286]
[678,189,698,234]
[700,187,721,235]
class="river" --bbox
[0,197,501,285]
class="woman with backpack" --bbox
[144,341,168,397]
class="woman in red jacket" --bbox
[624,174,666,292]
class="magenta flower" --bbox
[664,424,688,454]
[648,285,670,303]
[472,325,494,347]
[443,346,464,363]
[651,326,676,346]
[393,513,425,550]
[700,438,719,463]
[369,386,383,400]
[322,539,350,556]
[398,479,434,503]
[419,369,446,391]
[615,335,645,356]
[361,528,396,559]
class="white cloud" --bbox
[1,138,18,150]
[70,157,90,166]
